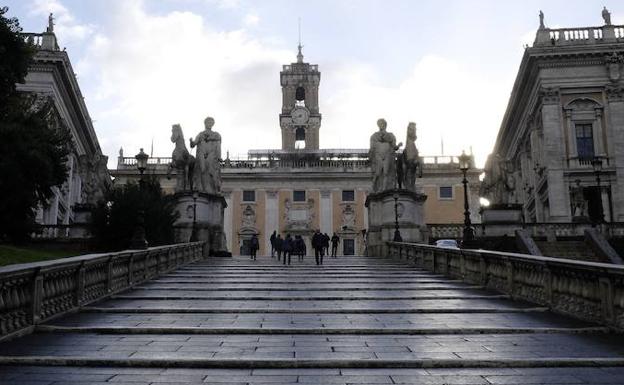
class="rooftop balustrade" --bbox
[534,24,624,47]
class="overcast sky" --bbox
[6,0,624,167]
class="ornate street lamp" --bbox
[393,192,402,242]
[130,148,149,249]
[189,191,199,242]
[591,156,605,223]
[458,151,475,247]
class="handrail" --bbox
[387,241,624,329]
[0,242,205,340]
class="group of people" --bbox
[251,230,342,265]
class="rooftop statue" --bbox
[538,10,545,29]
[168,124,195,191]
[369,118,402,193]
[190,116,222,194]
[603,6,612,26]
[401,122,421,192]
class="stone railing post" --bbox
[543,265,553,305]
[599,277,615,323]
[128,254,134,286]
[505,259,514,295]
[30,270,43,324]
[479,254,487,286]
[75,263,86,305]
[106,257,113,293]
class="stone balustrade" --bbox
[428,222,624,239]
[0,242,204,339]
[387,241,624,329]
[535,25,624,46]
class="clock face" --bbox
[291,106,310,125]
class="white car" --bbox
[435,239,459,249]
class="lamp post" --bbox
[458,151,475,247]
[591,156,605,224]
[130,148,149,249]
[393,192,402,242]
[190,191,199,242]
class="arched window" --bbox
[295,86,305,101]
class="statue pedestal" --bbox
[173,191,228,257]
[365,189,427,257]
[69,203,94,239]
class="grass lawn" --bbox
[0,245,78,267]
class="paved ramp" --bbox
[1,255,623,384]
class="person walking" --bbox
[275,234,283,262]
[295,235,306,261]
[322,233,330,259]
[282,234,293,265]
[270,230,277,258]
[312,230,324,266]
[250,234,259,261]
[331,233,340,258]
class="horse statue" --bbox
[401,122,422,191]
[168,124,195,191]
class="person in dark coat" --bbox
[250,234,259,261]
[275,234,283,261]
[282,234,293,265]
[331,233,340,258]
[294,235,306,261]
[270,230,277,258]
[312,230,324,265]
[322,233,330,257]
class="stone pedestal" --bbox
[173,191,228,257]
[365,189,427,257]
[481,204,523,224]
[69,203,94,239]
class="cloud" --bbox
[320,55,511,166]
[29,0,95,42]
[243,13,259,27]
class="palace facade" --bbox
[21,20,111,235]
[483,12,624,225]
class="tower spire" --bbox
[297,17,304,63]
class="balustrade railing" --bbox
[388,242,624,329]
[0,242,204,340]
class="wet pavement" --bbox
[0,255,623,384]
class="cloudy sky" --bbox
[6,0,624,167]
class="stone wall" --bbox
[0,242,204,340]
[388,241,624,329]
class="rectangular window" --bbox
[342,190,355,202]
[293,190,306,202]
[343,239,355,255]
[242,190,255,202]
[575,123,594,160]
[439,186,453,200]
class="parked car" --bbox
[435,239,459,249]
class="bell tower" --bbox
[279,44,321,150]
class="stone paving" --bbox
[0,255,624,384]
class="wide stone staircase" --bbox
[0,255,623,384]
[534,239,603,262]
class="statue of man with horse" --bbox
[168,124,195,191]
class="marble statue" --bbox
[571,180,587,218]
[539,10,545,29]
[370,118,402,193]
[401,122,421,192]
[602,7,611,26]
[168,124,195,191]
[190,116,222,194]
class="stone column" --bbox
[594,108,605,156]
[265,190,279,253]
[606,86,624,220]
[320,190,332,235]
[540,88,569,222]
[223,191,232,252]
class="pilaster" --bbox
[606,86,624,220]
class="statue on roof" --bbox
[538,10,545,30]
[47,13,54,33]
[602,7,612,26]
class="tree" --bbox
[0,7,71,242]
[91,179,178,251]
